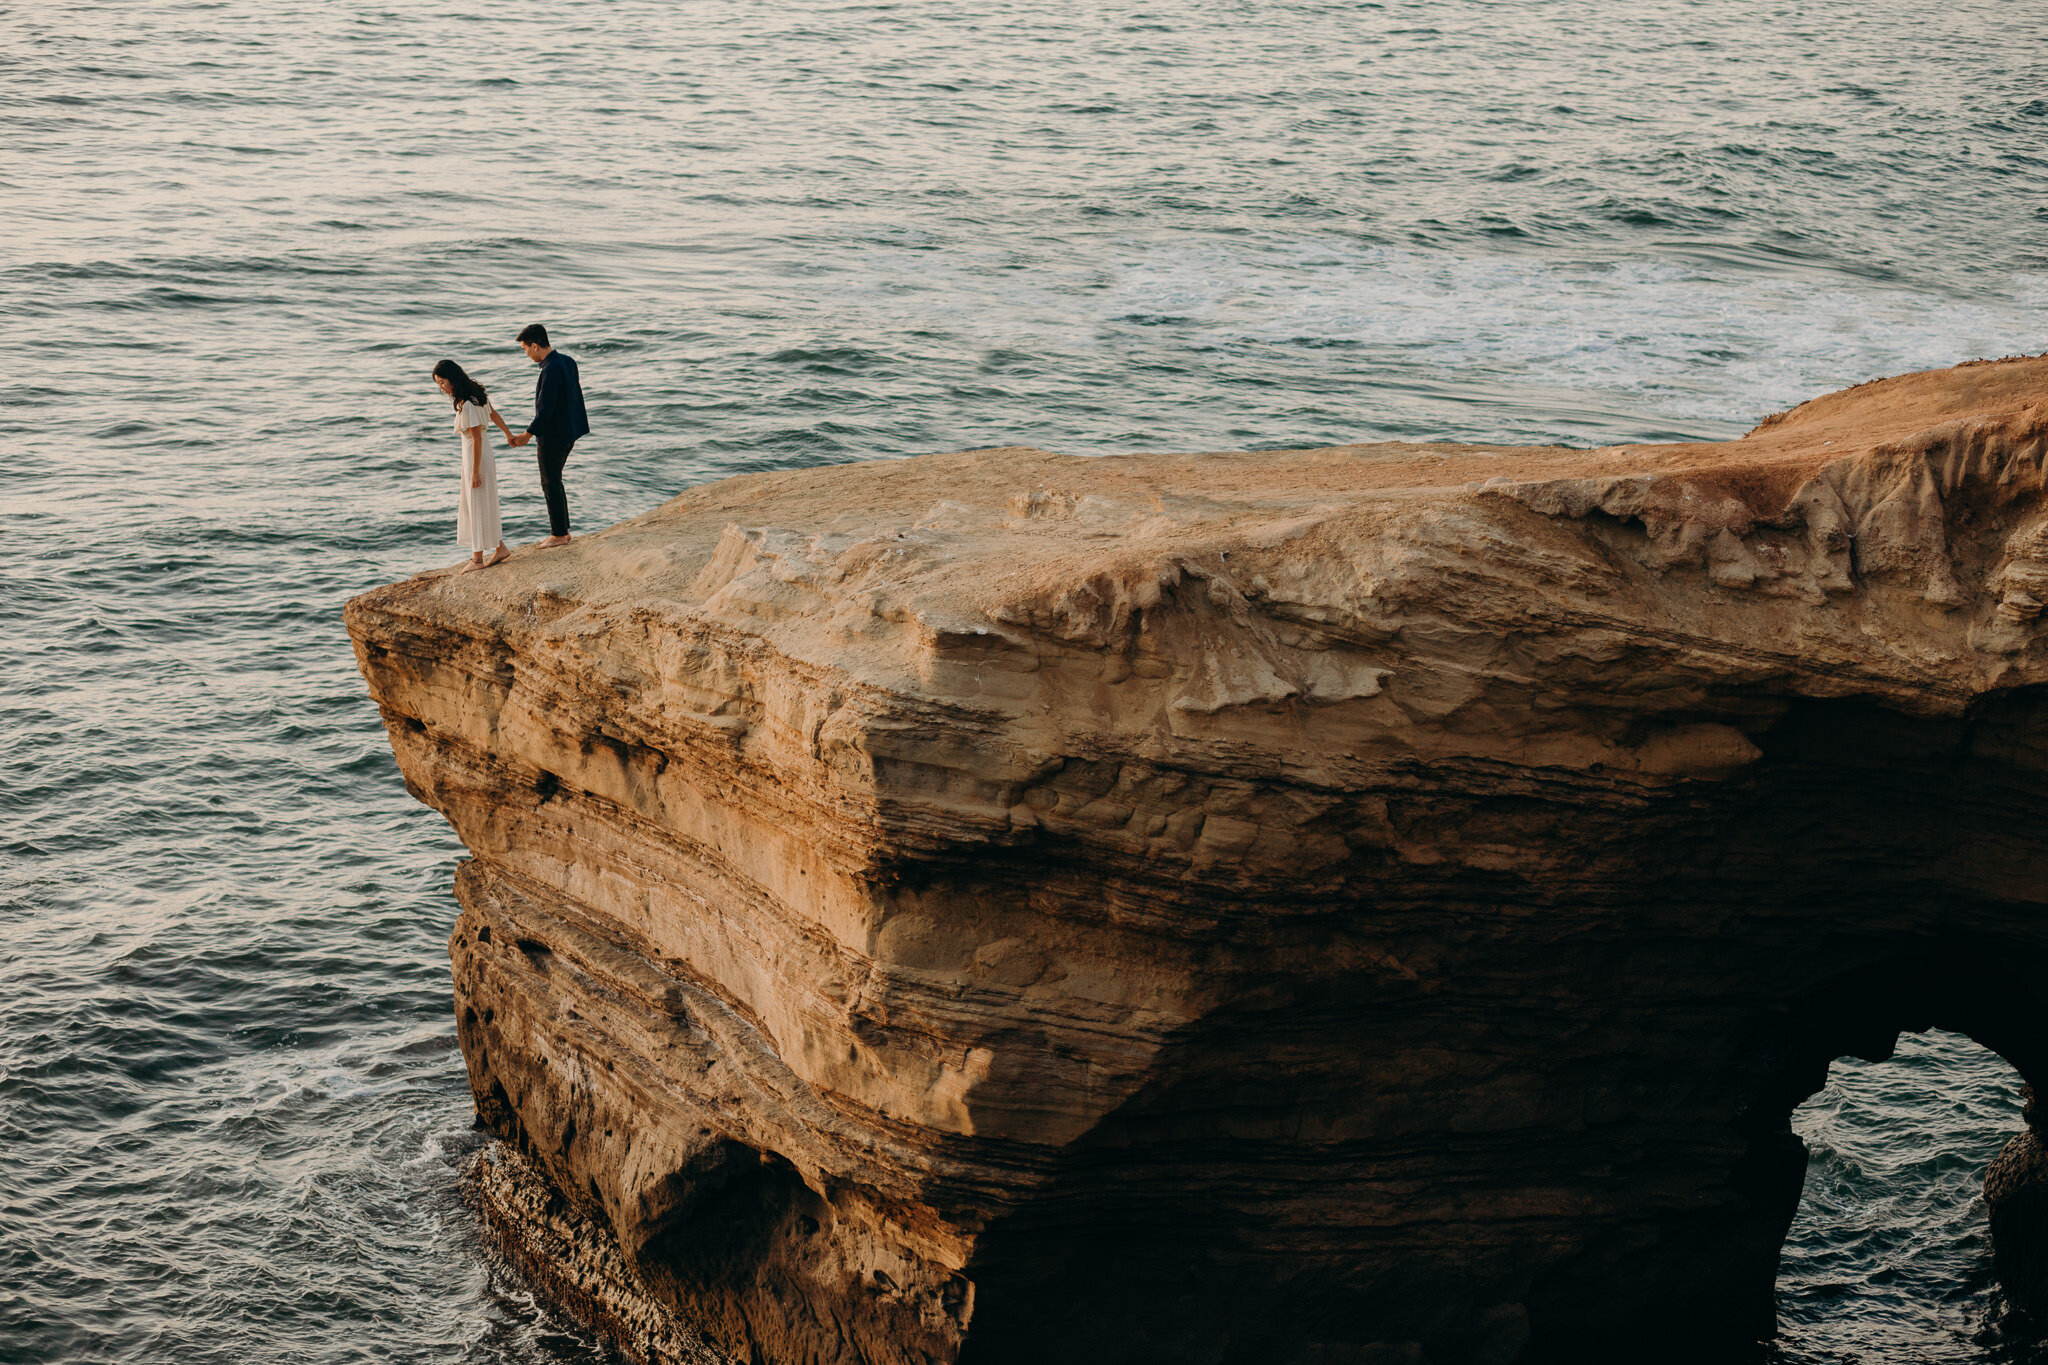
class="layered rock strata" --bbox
[349,356,2048,1364]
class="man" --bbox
[509,323,590,547]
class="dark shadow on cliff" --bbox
[958,688,2048,1365]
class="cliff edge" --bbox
[349,356,2048,1364]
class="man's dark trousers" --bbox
[536,437,574,538]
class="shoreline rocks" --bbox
[464,1139,721,1365]
[350,356,2048,1363]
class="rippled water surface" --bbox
[7,1,2048,1360]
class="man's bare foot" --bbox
[537,534,572,547]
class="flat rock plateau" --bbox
[349,356,2048,1365]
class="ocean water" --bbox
[6,1,2047,1360]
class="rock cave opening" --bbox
[1775,1029,2022,1361]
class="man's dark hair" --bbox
[517,323,550,347]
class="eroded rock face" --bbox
[348,357,2048,1364]
[1986,1089,2048,1317]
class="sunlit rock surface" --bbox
[348,356,2048,1364]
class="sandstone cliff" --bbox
[348,356,2048,1364]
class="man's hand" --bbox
[510,432,531,447]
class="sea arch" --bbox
[949,691,2048,1365]
[1776,1026,2026,1357]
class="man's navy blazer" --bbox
[528,351,591,444]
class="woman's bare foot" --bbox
[537,534,572,548]
[484,543,511,567]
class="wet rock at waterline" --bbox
[349,356,2048,1364]
[1987,1087,2048,1317]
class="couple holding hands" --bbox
[431,323,590,572]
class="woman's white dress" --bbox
[454,398,502,551]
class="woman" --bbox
[431,359,517,571]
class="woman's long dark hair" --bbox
[432,359,490,409]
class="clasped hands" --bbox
[508,432,533,447]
